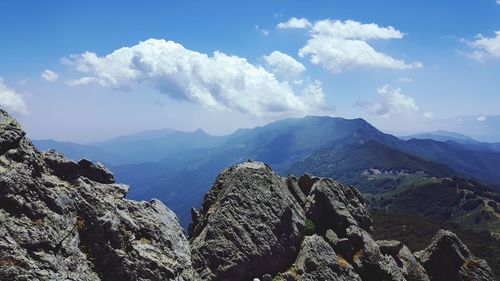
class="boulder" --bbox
[416,229,494,281]
[189,161,305,281]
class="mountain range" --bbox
[33,116,500,228]
[2,106,495,280]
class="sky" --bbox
[0,0,499,142]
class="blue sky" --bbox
[0,0,499,142]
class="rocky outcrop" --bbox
[190,160,494,281]
[415,230,494,281]
[0,108,495,281]
[188,162,305,281]
[0,108,197,281]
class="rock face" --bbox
[416,230,494,281]
[189,161,495,281]
[0,109,197,281]
[188,162,305,281]
[0,108,496,281]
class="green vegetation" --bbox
[304,219,316,236]
[372,210,500,279]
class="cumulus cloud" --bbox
[0,77,28,115]
[41,69,59,82]
[477,115,487,121]
[462,31,500,62]
[62,38,326,115]
[277,17,312,29]
[263,51,306,80]
[355,85,418,117]
[277,18,422,74]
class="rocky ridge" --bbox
[0,108,495,281]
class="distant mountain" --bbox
[33,139,125,165]
[435,115,500,143]
[400,130,476,143]
[33,115,500,227]
[288,140,455,193]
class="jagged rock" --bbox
[0,109,197,281]
[416,229,494,281]
[378,240,429,281]
[304,178,373,236]
[284,175,307,206]
[297,174,319,195]
[77,159,115,184]
[189,161,305,281]
[42,150,114,184]
[346,225,405,281]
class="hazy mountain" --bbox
[400,130,476,143]
[33,139,125,165]
[34,115,500,226]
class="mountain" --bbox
[400,130,477,143]
[1,108,496,280]
[33,116,500,227]
[400,130,500,153]
[33,139,125,165]
[288,140,455,193]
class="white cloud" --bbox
[0,77,28,115]
[355,85,418,117]
[63,38,326,116]
[41,69,59,82]
[255,25,269,36]
[263,51,306,80]
[277,17,312,29]
[463,31,500,62]
[423,112,434,119]
[477,115,487,121]
[497,0,500,5]
[286,18,422,73]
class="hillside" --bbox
[34,116,500,227]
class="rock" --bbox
[417,229,494,281]
[0,110,25,155]
[0,109,198,281]
[346,225,405,281]
[304,178,373,236]
[284,175,307,206]
[297,174,319,195]
[189,161,305,281]
[376,240,404,256]
[377,241,429,281]
[43,150,115,184]
[77,159,115,184]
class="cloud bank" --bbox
[0,78,28,115]
[278,18,423,73]
[63,39,326,116]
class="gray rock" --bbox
[189,161,305,281]
[0,109,197,281]
[346,225,405,281]
[304,178,372,236]
[42,150,114,184]
[297,174,319,195]
[378,240,429,281]
[284,175,307,207]
[417,229,494,281]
